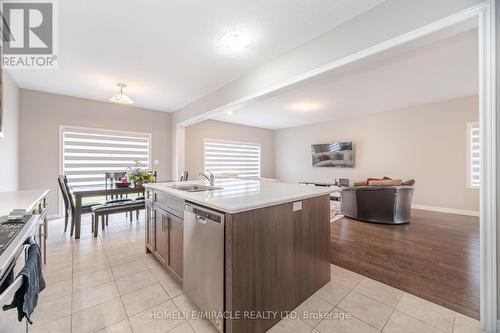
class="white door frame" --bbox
[176,2,497,330]
[478,1,497,332]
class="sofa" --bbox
[340,186,415,224]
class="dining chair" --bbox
[180,171,188,181]
[60,175,100,235]
[105,171,127,200]
[57,175,71,232]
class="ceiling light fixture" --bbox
[294,103,318,112]
[110,83,134,105]
[226,110,233,116]
[300,105,313,112]
[219,32,251,53]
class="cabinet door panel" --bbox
[293,196,330,299]
[155,208,169,264]
[168,213,183,278]
[145,204,155,250]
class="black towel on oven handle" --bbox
[2,243,46,324]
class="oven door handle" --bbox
[0,275,23,306]
[0,242,30,307]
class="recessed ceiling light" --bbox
[219,32,251,53]
[226,110,233,116]
[293,103,319,112]
[110,83,134,105]
[300,105,313,112]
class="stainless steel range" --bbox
[0,220,26,257]
[0,215,40,333]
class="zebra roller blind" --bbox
[61,127,151,188]
[204,139,261,178]
[468,123,480,188]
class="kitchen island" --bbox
[144,178,332,333]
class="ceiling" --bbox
[213,28,479,129]
[7,0,386,112]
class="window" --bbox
[467,122,480,188]
[61,126,151,188]
[204,138,261,178]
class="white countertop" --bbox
[144,179,333,213]
[0,189,50,217]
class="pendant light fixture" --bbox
[110,83,134,105]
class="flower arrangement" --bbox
[127,161,155,186]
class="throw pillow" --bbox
[402,179,416,186]
[366,177,384,183]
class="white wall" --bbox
[184,120,275,179]
[19,89,172,216]
[275,96,479,212]
[0,72,20,191]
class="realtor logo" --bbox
[1,0,58,68]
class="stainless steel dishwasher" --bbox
[183,203,224,332]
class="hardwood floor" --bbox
[330,209,480,319]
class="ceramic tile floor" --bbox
[29,214,484,333]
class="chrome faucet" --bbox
[199,170,215,186]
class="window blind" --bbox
[62,127,151,188]
[204,139,261,178]
[468,123,480,188]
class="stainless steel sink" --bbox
[170,184,222,192]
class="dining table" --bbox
[71,185,144,239]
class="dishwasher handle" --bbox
[196,215,207,224]
[185,203,224,225]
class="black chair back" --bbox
[60,175,76,213]
[105,172,127,188]
[180,171,188,182]
[58,175,70,212]
[105,171,127,200]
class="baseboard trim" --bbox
[412,204,479,217]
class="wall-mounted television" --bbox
[311,142,354,168]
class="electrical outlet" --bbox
[293,201,302,211]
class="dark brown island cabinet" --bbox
[145,188,184,279]
[144,183,331,333]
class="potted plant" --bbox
[127,162,155,187]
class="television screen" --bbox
[311,142,354,168]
